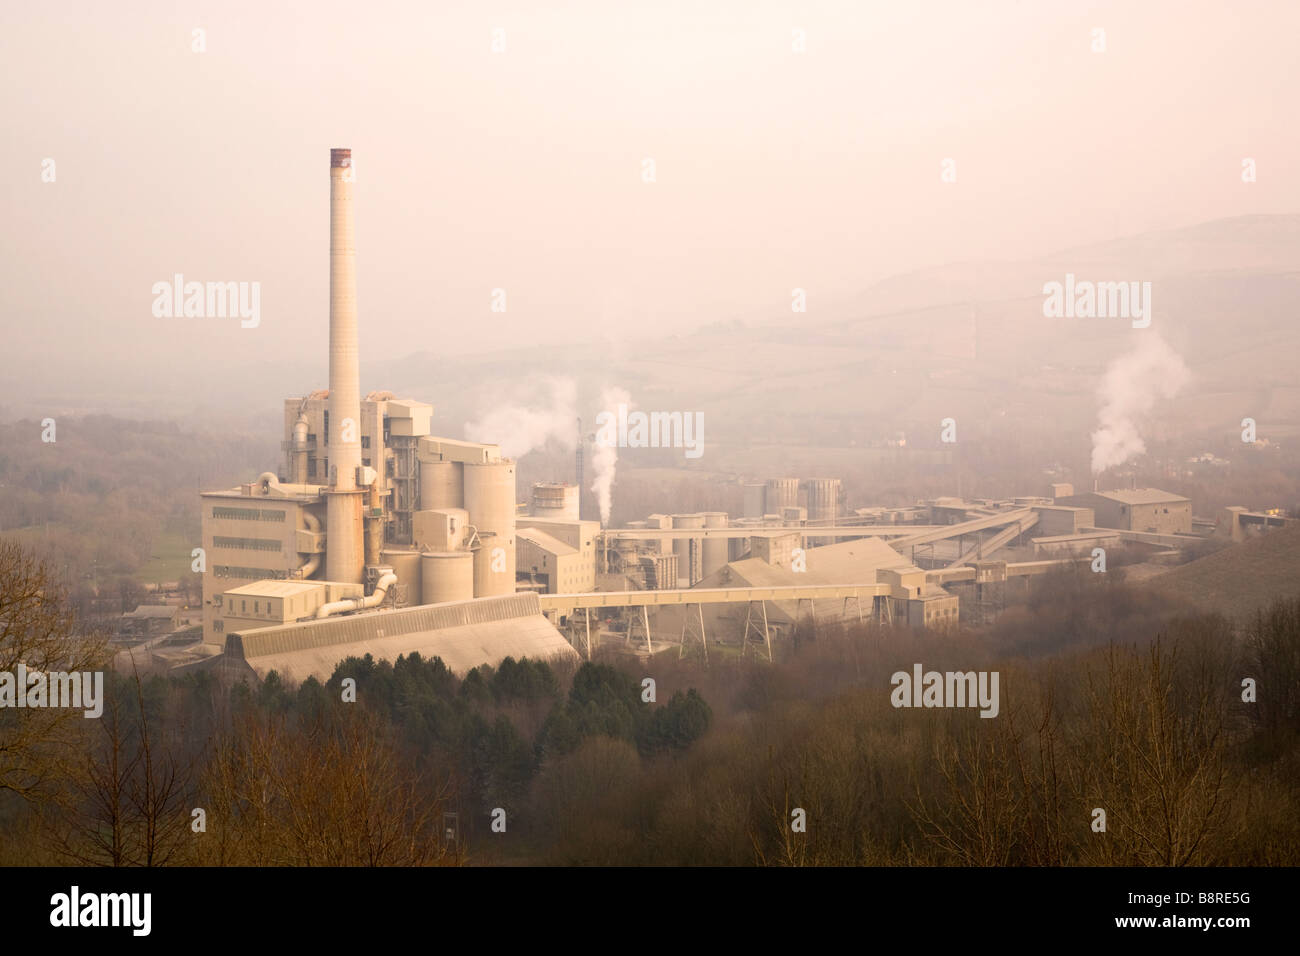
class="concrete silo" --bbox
[419,459,464,510]
[700,511,729,578]
[765,478,799,515]
[421,551,475,605]
[531,481,580,520]
[804,477,841,547]
[671,513,705,587]
[464,460,517,597]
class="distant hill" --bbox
[6,215,1297,467]
[1150,524,1300,622]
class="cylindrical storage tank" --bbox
[381,549,422,606]
[325,490,365,583]
[420,551,475,605]
[420,459,464,510]
[742,481,766,519]
[464,461,516,597]
[671,513,705,587]
[765,478,798,513]
[531,481,579,520]
[804,477,840,547]
[700,511,729,578]
[804,478,840,522]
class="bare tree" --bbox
[0,540,108,802]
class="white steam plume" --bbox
[591,386,632,525]
[464,378,576,459]
[1090,334,1190,475]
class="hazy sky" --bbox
[2,0,1297,395]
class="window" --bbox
[323,411,329,444]
[362,435,371,449]
[214,620,223,633]
[307,458,317,479]
[213,536,282,552]
[212,507,286,522]
[214,565,291,580]
[241,600,247,613]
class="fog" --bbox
[2,0,1298,418]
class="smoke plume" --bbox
[1090,334,1190,475]
[465,378,576,459]
[591,386,632,525]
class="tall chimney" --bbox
[325,147,365,583]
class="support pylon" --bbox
[626,604,652,656]
[842,594,865,626]
[679,603,708,661]
[741,600,772,662]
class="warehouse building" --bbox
[1057,488,1192,534]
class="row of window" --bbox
[212,507,286,522]
[213,536,282,553]
[213,565,290,580]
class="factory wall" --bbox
[199,491,323,645]
[517,533,586,594]
[1033,505,1096,536]
[516,517,598,591]
[1058,492,1192,534]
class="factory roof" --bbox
[706,537,912,591]
[517,527,577,556]
[224,592,576,681]
[384,398,433,414]
[519,515,597,528]
[222,580,323,598]
[1094,488,1190,505]
[696,537,924,624]
[201,484,324,501]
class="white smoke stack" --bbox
[591,386,631,525]
[325,147,365,583]
[464,378,577,458]
[1090,333,1190,476]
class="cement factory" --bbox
[145,149,1293,682]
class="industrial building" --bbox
[1056,488,1193,535]
[694,536,957,635]
[188,148,574,680]
[1218,506,1295,541]
[173,150,1260,678]
[516,512,599,592]
[222,592,573,682]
